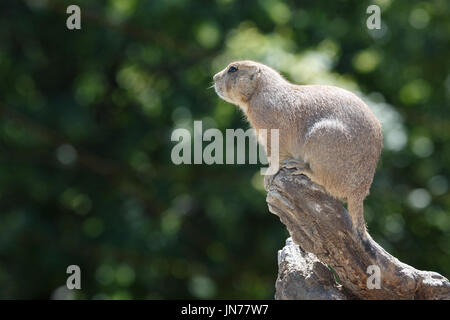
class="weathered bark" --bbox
[275,237,353,300]
[266,166,450,300]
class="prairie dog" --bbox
[213,60,383,236]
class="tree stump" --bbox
[265,166,450,300]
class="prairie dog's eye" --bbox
[228,66,238,73]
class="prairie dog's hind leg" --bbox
[347,195,367,237]
[302,119,356,200]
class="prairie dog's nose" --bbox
[213,73,219,81]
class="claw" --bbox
[292,169,307,176]
[282,158,309,170]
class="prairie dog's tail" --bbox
[347,196,367,238]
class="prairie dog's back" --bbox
[289,85,382,140]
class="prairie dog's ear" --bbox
[249,66,261,81]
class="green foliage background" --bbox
[0,0,449,299]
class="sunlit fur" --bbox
[214,60,383,236]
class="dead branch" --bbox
[266,166,450,300]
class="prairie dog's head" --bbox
[213,60,262,108]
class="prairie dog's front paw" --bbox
[282,158,312,177]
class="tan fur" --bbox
[213,60,383,236]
